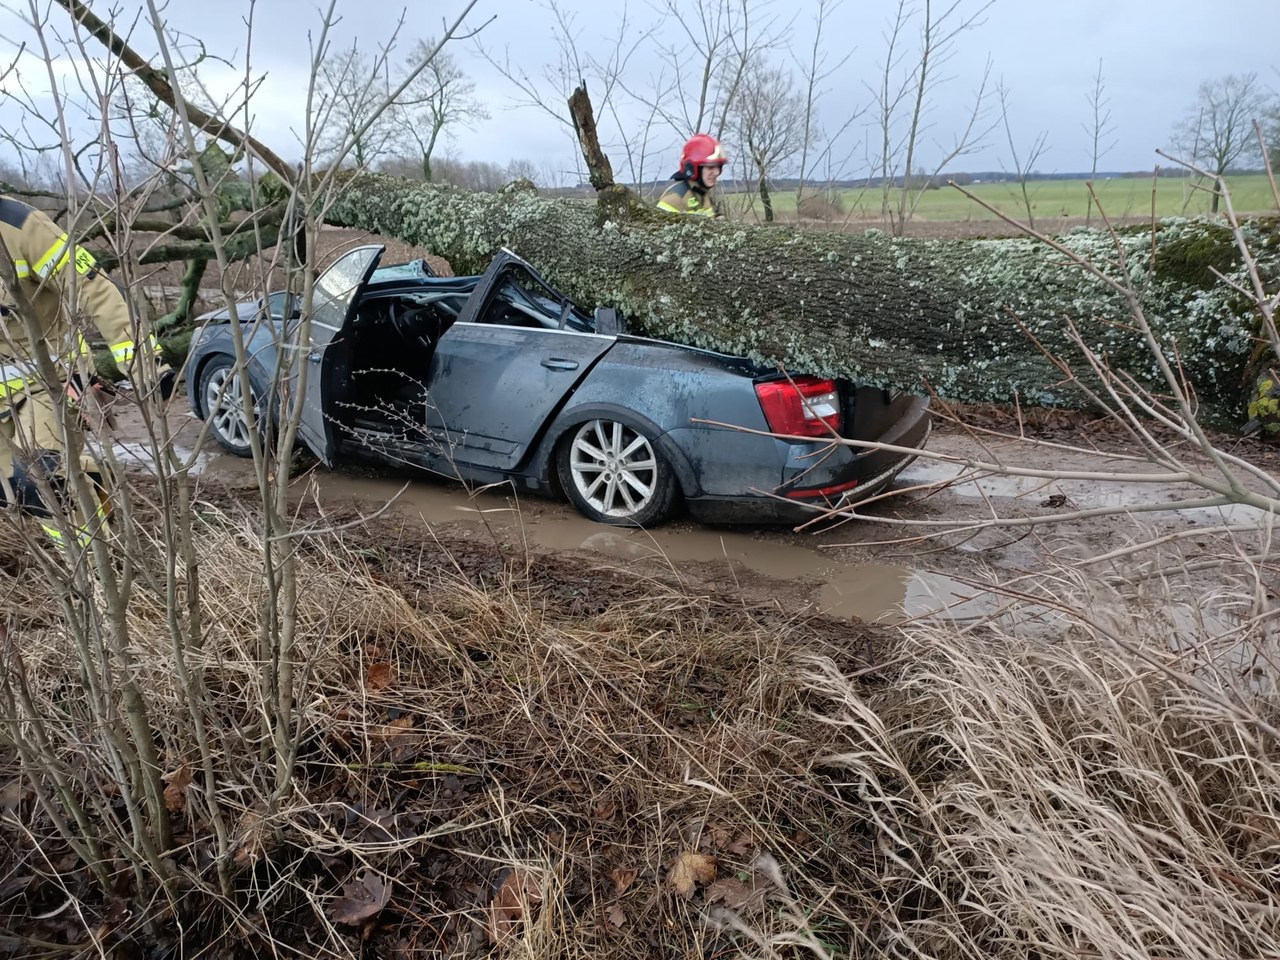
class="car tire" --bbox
[556,418,678,527]
[199,355,260,457]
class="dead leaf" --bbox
[366,662,393,691]
[606,903,626,928]
[0,780,24,815]
[708,823,732,849]
[594,801,618,822]
[666,851,716,899]
[233,809,273,867]
[487,868,542,945]
[162,765,192,814]
[705,876,772,914]
[610,867,637,895]
[373,716,416,750]
[329,872,391,926]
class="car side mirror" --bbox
[594,307,625,335]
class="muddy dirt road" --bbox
[113,400,1279,626]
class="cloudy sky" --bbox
[1,0,1276,184]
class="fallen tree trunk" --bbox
[326,173,1277,419]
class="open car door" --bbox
[294,244,384,464]
[422,250,616,472]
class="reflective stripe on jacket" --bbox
[0,365,26,400]
[1,195,161,404]
[656,180,717,217]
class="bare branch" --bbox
[54,0,297,181]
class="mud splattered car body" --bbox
[187,245,930,526]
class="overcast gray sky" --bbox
[1,0,1277,183]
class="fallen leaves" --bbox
[329,872,391,926]
[232,808,273,867]
[0,780,24,815]
[487,868,543,945]
[666,851,717,899]
[378,716,416,740]
[375,716,420,763]
[610,867,638,895]
[162,765,192,814]
[365,661,394,691]
[705,875,773,914]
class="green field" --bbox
[724,173,1278,223]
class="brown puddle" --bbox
[279,465,984,624]
[126,423,980,624]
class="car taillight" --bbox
[754,376,842,439]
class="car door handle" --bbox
[541,357,579,371]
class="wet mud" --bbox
[115,405,1277,627]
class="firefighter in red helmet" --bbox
[657,134,728,218]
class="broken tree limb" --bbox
[568,85,615,192]
[54,0,296,182]
[324,171,1277,419]
[89,223,284,271]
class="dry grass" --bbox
[803,569,1280,959]
[0,504,884,957]
[0,503,1277,958]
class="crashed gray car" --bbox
[186,245,929,526]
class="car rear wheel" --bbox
[200,355,258,457]
[557,418,678,527]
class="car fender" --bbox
[186,325,282,418]
[533,403,700,499]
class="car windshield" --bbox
[371,260,433,282]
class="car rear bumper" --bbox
[687,394,931,526]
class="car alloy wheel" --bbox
[201,358,258,456]
[559,418,677,526]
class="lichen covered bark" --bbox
[324,173,1278,416]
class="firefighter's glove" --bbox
[69,371,115,400]
[157,366,177,402]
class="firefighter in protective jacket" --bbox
[656,134,728,218]
[0,194,173,544]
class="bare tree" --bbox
[314,44,406,168]
[731,60,810,222]
[391,38,487,182]
[1171,73,1269,213]
[648,0,786,139]
[475,0,594,185]
[0,0,483,928]
[1263,98,1280,177]
[996,79,1050,229]
[792,0,856,210]
[870,0,997,235]
[1082,58,1117,225]
[590,6,665,195]
[477,0,780,196]
[504,156,541,183]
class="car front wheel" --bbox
[200,355,259,457]
[557,418,678,527]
